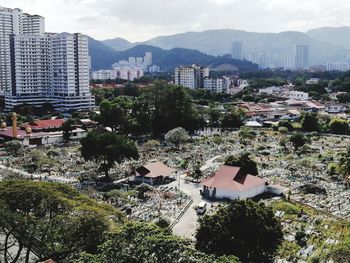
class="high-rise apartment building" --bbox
[294,45,309,70]
[0,6,45,95]
[144,52,152,66]
[326,61,350,72]
[231,42,242,60]
[284,54,295,70]
[203,77,230,93]
[0,6,94,111]
[175,64,209,90]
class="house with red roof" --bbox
[20,119,64,132]
[201,165,267,200]
[135,161,177,185]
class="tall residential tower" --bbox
[0,6,94,111]
[294,45,309,70]
[231,41,242,60]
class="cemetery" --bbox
[1,127,350,261]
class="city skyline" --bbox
[2,0,350,42]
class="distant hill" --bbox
[88,38,258,72]
[307,27,350,51]
[140,29,350,66]
[88,37,121,70]
[102,37,134,51]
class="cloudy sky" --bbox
[1,0,350,42]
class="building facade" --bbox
[175,64,209,90]
[0,6,94,111]
[92,67,144,81]
[203,77,230,93]
[294,45,309,70]
[231,41,242,60]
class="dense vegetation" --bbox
[196,200,283,262]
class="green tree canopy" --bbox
[289,133,308,150]
[4,140,22,156]
[80,131,139,179]
[224,152,258,175]
[141,81,203,134]
[74,222,239,263]
[301,112,320,132]
[221,107,246,128]
[195,200,283,263]
[165,127,190,149]
[329,118,349,135]
[0,180,123,263]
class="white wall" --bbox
[215,185,266,200]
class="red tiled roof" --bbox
[201,165,266,192]
[136,162,176,178]
[22,119,64,130]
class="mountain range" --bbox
[89,27,350,71]
[88,39,257,72]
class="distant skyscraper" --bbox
[258,53,267,69]
[244,52,267,69]
[129,57,136,65]
[294,45,309,70]
[284,54,295,70]
[231,42,242,60]
[144,52,152,66]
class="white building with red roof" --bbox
[135,161,177,185]
[201,165,267,200]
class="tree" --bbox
[74,222,239,263]
[62,118,75,142]
[301,112,319,132]
[0,180,123,263]
[207,105,222,127]
[329,118,349,135]
[195,200,283,263]
[135,183,154,199]
[225,152,258,175]
[289,133,308,150]
[337,147,350,185]
[98,99,128,132]
[80,131,139,179]
[4,140,22,156]
[221,107,246,128]
[165,127,190,150]
[141,81,203,134]
[238,126,256,143]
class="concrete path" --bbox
[171,155,222,239]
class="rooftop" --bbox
[201,165,266,192]
[136,161,176,178]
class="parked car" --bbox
[195,202,207,215]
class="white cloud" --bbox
[1,0,350,41]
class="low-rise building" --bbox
[201,165,267,200]
[306,78,320,85]
[134,161,177,185]
[258,86,281,95]
[282,91,309,100]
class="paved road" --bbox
[171,155,222,239]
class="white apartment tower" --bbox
[0,6,94,111]
[231,42,242,60]
[175,64,209,90]
[0,6,45,94]
[294,45,309,70]
[144,52,152,66]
